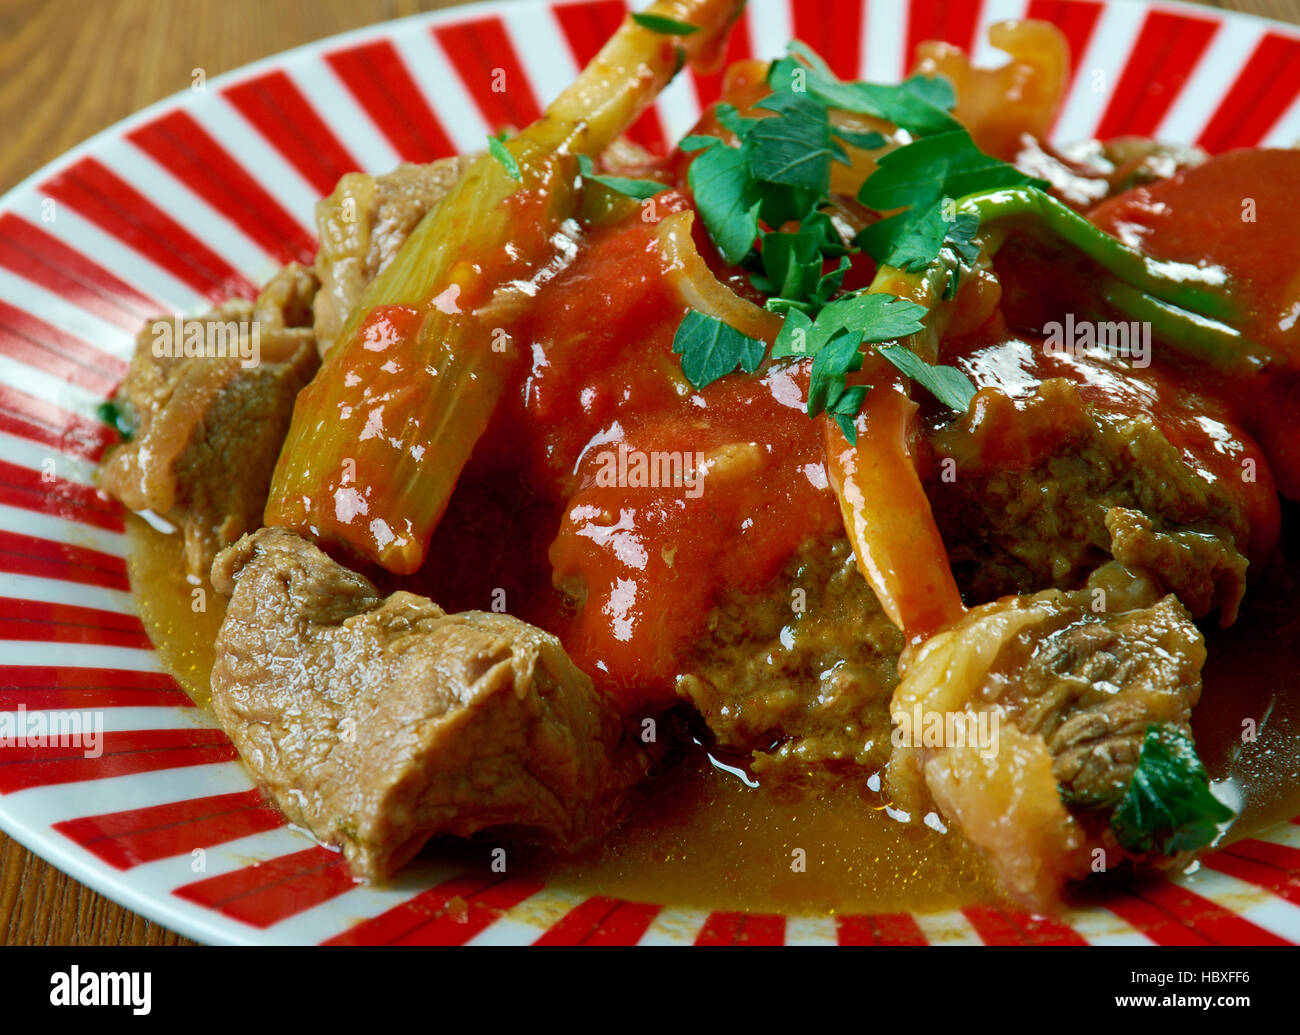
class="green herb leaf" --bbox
[631,13,699,35]
[680,133,722,153]
[1111,725,1236,855]
[800,292,927,418]
[799,209,850,257]
[873,205,952,272]
[898,73,957,112]
[759,230,824,301]
[874,205,982,273]
[855,130,1042,274]
[875,345,977,411]
[686,140,762,265]
[577,154,666,200]
[715,103,761,141]
[797,294,929,426]
[673,310,767,389]
[858,130,1045,213]
[812,255,852,305]
[96,399,134,441]
[831,127,888,151]
[770,43,961,138]
[827,384,869,444]
[670,40,1027,418]
[816,291,928,343]
[746,91,835,191]
[771,308,815,358]
[487,133,521,182]
[807,330,864,417]
[756,183,822,233]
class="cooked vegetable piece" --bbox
[654,209,785,345]
[265,0,745,573]
[822,353,967,642]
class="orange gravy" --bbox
[125,512,1300,915]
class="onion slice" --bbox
[654,210,784,345]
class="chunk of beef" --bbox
[929,378,1252,622]
[210,527,646,880]
[676,537,902,788]
[987,576,1204,807]
[312,158,470,355]
[97,265,320,577]
[887,567,1207,908]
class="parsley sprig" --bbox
[855,129,1045,272]
[631,13,699,36]
[1111,725,1235,855]
[670,40,1040,441]
[487,130,521,182]
[668,40,1264,439]
[576,154,667,200]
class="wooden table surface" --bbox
[2,0,1298,947]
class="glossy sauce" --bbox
[124,147,1300,914]
[413,199,843,713]
[127,506,1300,913]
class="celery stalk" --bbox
[266,0,745,573]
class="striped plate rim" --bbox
[0,0,1298,945]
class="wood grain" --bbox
[1,0,1297,947]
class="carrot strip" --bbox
[822,355,966,643]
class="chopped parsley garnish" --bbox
[856,129,1046,272]
[680,132,762,265]
[576,154,666,200]
[746,92,838,192]
[631,13,699,36]
[487,132,521,182]
[96,399,134,441]
[669,41,989,432]
[875,345,977,411]
[1111,725,1236,856]
[672,310,765,389]
[768,42,962,138]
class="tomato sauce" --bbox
[1088,148,1300,502]
[945,333,1281,565]
[119,140,1300,917]
[414,196,841,714]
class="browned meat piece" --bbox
[210,527,647,880]
[312,158,471,355]
[929,378,1251,622]
[97,265,320,577]
[1104,508,1247,622]
[988,580,1204,807]
[677,537,902,787]
[888,567,1207,908]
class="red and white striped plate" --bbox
[1,0,1298,946]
